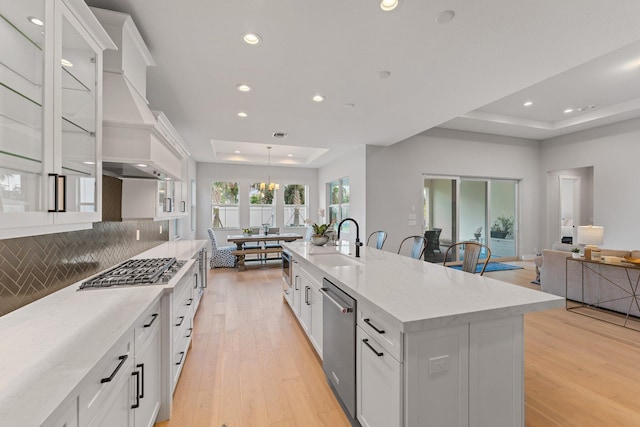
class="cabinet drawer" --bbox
[172,334,190,393]
[79,332,133,425]
[134,300,161,352]
[357,300,403,361]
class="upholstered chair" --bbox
[208,228,236,268]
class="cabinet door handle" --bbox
[362,338,384,357]
[137,363,144,399]
[194,273,198,289]
[186,327,193,338]
[305,286,310,305]
[48,174,66,212]
[101,354,128,383]
[294,276,299,290]
[143,313,158,328]
[186,298,193,306]
[181,200,186,212]
[165,197,173,212]
[363,318,386,334]
[175,316,185,327]
[284,289,289,295]
[176,351,185,365]
[131,371,140,409]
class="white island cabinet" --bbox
[282,241,564,427]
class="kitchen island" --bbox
[0,240,206,427]
[282,241,564,427]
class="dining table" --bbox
[227,232,304,270]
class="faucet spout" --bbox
[337,218,363,257]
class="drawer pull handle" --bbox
[186,298,193,306]
[175,316,185,327]
[362,338,383,357]
[176,351,185,365]
[186,327,193,338]
[143,313,158,328]
[363,318,385,334]
[137,363,145,398]
[131,371,140,409]
[101,354,128,383]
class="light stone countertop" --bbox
[283,241,565,333]
[0,240,206,426]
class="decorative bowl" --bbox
[311,235,329,246]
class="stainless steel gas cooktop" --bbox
[79,257,187,290]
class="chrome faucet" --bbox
[337,218,363,257]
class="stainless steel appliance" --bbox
[193,248,208,311]
[282,250,292,288]
[321,278,359,425]
[79,257,187,289]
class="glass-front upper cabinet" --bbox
[0,0,46,218]
[0,0,114,238]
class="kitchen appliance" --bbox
[320,278,359,425]
[192,248,208,311]
[282,250,292,288]
[79,258,186,289]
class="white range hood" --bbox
[92,7,188,180]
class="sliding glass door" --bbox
[424,175,518,262]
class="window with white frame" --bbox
[328,177,349,230]
[211,181,239,229]
[249,182,275,227]
[284,184,308,226]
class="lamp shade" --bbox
[577,225,604,246]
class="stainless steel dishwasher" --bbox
[320,277,359,425]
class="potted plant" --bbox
[571,247,581,258]
[242,228,252,236]
[311,223,331,246]
[490,215,514,239]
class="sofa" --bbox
[541,246,640,316]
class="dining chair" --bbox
[443,241,492,275]
[367,231,387,249]
[207,228,236,268]
[397,236,426,259]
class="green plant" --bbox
[312,223,330,236]
[571,248,580,253]
[491,215,514,235]
[242,228,252,234]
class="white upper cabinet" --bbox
[0,0,115,239]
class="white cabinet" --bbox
[43,399,78,427]
[356,326,402,427]
[291,259,302,316]
[133,304,162,427]
[170,262,196,393]
[299,268,323,357]
[0,0,115,239]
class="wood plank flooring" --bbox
[157,261,640,427]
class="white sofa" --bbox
[541,246,640,316]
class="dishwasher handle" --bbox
[320,287,353,314]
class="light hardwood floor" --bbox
[158,261,640,427]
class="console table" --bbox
[566,257,640,331]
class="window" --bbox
[284,184,308,226]
[249,182,275,227]
[211,181,239,229]
[328,177,349,229]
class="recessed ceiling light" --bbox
[287,154,293,157]
[378,70,391,79]
[312,94,325,102]
[564,108,574,114]
[237,112,248,117]
[83,161,95,165]
[380,0,399,11]
[523,101,533,107]
[436,10,455,24]
[243,32,261,45]
[61,59,73,67]
[137,164,148,168]
[28,16,44,26]
[237,84,251,92]
[234,150,241,154]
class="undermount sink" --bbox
[311,253,363,267]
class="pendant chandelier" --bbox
[260,146,279,191]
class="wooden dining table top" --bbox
[226,233,303,244]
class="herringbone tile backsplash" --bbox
[0,220,168,317]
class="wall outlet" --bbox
[159,225,163,234]
[136,229,140,241]
[429,355,450,374]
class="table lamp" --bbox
[577,225,604,260]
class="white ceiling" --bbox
[84,0,640,167]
